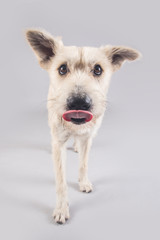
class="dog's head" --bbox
[26,29,141,128]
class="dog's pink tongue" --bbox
[63,110,93,122]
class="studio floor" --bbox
[0,101,159,240]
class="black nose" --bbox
[67,94,92,111]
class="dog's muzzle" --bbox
[63,94,93,125]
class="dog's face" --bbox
[48,45,113,123]
[26,29,140,128]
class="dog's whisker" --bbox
[47,98,57,102]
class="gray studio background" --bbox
[0,0,160,239]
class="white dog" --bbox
[26,29,141,224]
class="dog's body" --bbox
[26,29,141,224]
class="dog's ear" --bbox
[25,29,62,69]
[104,46,141,71]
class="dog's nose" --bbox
[67,95,92,111]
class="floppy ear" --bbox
[105,46,141,71]
[25,29,62,69]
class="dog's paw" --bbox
[74,146,78,153]
[79,180,93,193]
[53,206,70,224]
[73,143,79,153]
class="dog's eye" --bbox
[59,64,68,75]
[93,65,103,76]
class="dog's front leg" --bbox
[78,136,93,193]
[52,137,69,224]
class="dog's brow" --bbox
[74,48,86,71]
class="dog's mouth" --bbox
[62,110,93,125]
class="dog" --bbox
[25,29,141,224]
